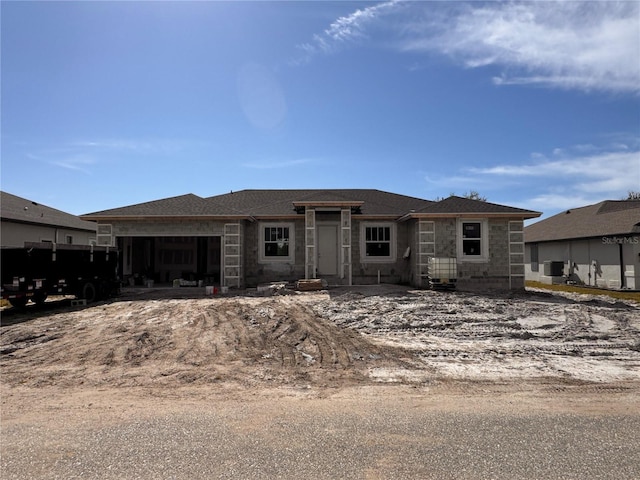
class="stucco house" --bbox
[524,200,640,290]
[81,189,540,291]
[1,191,97,247]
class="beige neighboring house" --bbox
[524,200,640,290]
[1,191,97,247]
[81,189,540,291]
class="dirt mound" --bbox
[2,286,639,389]
[0,295,411,388]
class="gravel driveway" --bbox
[2,384,639,480]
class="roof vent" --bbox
[565,210,571,214]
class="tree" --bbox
[462,190,487,201]
[625,191,640,200]
[434,191,487,202]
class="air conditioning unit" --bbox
[543,261,564,277]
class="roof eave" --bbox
[80,214,256,222]
[526,230,639,244]
[292,201,365,208]
[399,211,542,221]
[2,217,97,232]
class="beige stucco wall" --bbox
[525,236,640,289]
[1,220,96,247]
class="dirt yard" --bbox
[2,285,639,389]
[2,285,640,479]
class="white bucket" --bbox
[220,286,229,294]
[205,286,214,295]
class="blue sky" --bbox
[2,1,639,221]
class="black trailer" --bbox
[1,242,119,308]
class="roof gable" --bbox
[414,196,540,216]
[1,191,96,232]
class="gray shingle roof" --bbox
[83,189,436,218]
[414,196,541,216]
[208,189,435,216]
[83,194,234,217]
[82,190,540,220]
[1,191,97,232]
[525,200,640,243]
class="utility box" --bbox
[543,261,564,277]
[428,257,457,290]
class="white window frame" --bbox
[259,222,295,263]
[360,222,396,263]
[457,219,489,262]
[96,223,114,246]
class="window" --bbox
[259,223,295,262]
[530,243,539,272]
[361,223,395,262]
[462,222,481,255]
[97,223,113,246]
[457,219,488,261]
[265,226,289,256]
[65,235,73,244]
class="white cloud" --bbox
[293,0,400,64]
[27,137,196,175]
[402,1,640,93]
[469,150,638,188]
[68,138,186,155]
[50,154,96,175]
[524,192,598,214]
[424,139,639,213]
[466,143,640,212]
[296,1,639,94]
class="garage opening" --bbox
[118,236,222,286]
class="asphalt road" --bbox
[2,387,639,480]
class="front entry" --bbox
[317,224,338,276]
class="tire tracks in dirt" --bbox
[0,296,409,388]
[1,287,638,388]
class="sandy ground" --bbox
[2,285,640,478]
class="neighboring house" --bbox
[1,191,97,247]
[81,189,540,290]
[524,200,640,290]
